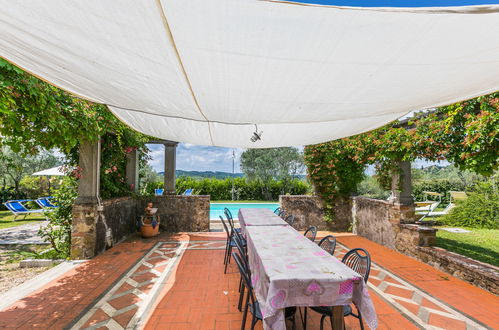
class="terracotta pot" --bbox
[140,216,160,238]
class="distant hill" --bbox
[157,170,245,179]
[157,170,306,180]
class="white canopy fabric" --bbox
[32,166,66,176]
[1,0,498,148]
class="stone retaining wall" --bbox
[279,195,352,231]
[138,195,210,232]
[416,246,499,295]
[72,195,210,259]
[352,196,417,249]
[71,197,138,259]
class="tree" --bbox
[0,146,60,197]
[0,59,151,198]
[240,147,304,199]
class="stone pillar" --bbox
[126,149,139,192]
[163,142,178,194]
[71,139,101,260]
[389,161,413,206]
[75,139,101,204]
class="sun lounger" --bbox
[154,188,164,196]
[415,191,442,221]
[3,200,45,221]
[426,191,467,216]
[35,197,58,209]
[183,189,193,195]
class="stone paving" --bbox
[0,232,498,330]
[0,221,48,245]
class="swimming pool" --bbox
[210,202,279,220]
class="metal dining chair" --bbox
[232,251,297,330]
[317,235,337,256]
[309,248,372,330]
[274,207,282,215]
[303,226,317,242]
[284,214,295,227]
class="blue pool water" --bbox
[210,203,279,220]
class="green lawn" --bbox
[0,210,46,230]
[435,227,499,267]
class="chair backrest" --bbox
[5,201,29,213]
[37,198,55,208]
[154,188,164,196]
[220,216,231,240]
[224,208,237,231]
[232,251,256,306]
[278,209,287,218]
[233,232,248,269]
[274,207,281,215]
[342,248,371,283]
[304,226,317,242]
[284,214,295,227]
[318,235,336,256]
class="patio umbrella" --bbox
[32,166,66,194]
[0,1,498,148]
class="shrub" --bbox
[38,177,77,258]
[143,177,309,201]
[441,177,499,229]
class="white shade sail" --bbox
[1,0,498,148]
[32,166,66,176]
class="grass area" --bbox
[211,200,278,203]
[435,227,499,267]
[0,210,46,230]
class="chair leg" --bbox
[329,314,334,330]
[224,245,232,274]
[238,281,245,312]
[358,312,365,330]
[241,292,250,330]
[250,315,258,330]
[320,314,326,330]
[302,307,308,330]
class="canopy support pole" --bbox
[163,141,178,194]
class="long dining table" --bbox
[237,208,288,235]
[238,208,377,330]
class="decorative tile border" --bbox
[70,241,187,330]
[334,244,488,330]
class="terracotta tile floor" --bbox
[0,231,497,330]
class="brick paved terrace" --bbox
[0,231,497,330]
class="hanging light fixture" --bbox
[250,124,262,142]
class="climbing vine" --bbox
[304,92,499,220]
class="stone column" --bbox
[126,149,139,192]
[71,139,101,260]
[75,139,101,204]
[163,141,178,194]
[389,161,413,205]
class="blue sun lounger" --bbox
[3,200,45,221]
[35,197,58,209]
[183,189,193,195]
[154,188,164,196]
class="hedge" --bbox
[142,177,309,201]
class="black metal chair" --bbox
[284,214,295,227]
[303,226,317,242]
[317,235,337,256]
[232,251,297,330]
[309,248,372,330]
[220,216,234,274]
[278,209,287,218]
[233,232,249,312]
[274,207,282,215]
[225,207,241,234]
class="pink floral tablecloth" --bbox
[238,208,288,236]
[245,225,377,330]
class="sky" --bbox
[146,0,494,173]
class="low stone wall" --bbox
[352,196,417,249]
[279,195,352,231]
[417,246,499,295]
[394,224,437,257]
[138,195,210,232]
[71,197,138,259]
